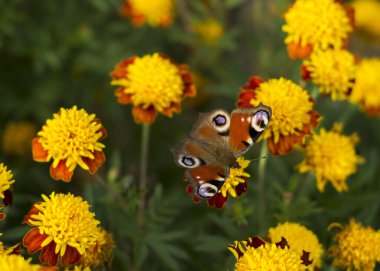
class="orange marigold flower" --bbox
[298,123,363,192]
[349,58,380,116]
[328,219,380,270]
[228,236,312,270]
[282,0,354,59]
[32,106,107,182]
[237,76,320,155]
[110,53,196,124]
[22,193,100,266]
[120,0,174,27]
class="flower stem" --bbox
[258,141,268,234]
[138,124,150,227]
[94,173,129,212]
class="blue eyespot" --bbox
[213,115,227,126]
[251,110,270,132]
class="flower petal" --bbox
[61,245,81,266]
[132,106,157,124]
[32,138,49,162]
[49,160,74,182]
[82,150,106,175]
[40,242,59,266]
[23,228,49,254]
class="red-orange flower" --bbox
[22,193,100,267]
[237,76,320,155]
[110,53,196,124]
[32,106,107,182]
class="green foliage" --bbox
[1,0,380,270]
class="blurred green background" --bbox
[1,0,380,270]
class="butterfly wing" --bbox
[229,103,272,157]
[172,109,235,199]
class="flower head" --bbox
[268,222,324,269]
[283,0,353,59]
[352,0,380,37]
[32,106,107,182]
[192,19,224,45]
[22,193,100,266]
[350,58,380,116]
[120,0,174,27]
[111,53,196,124]
[228,236,312,270]
[302,49,357,100]
[80,227,115,269]
[237,77,320,155]
[0,163,15,207]
[2,122,36,157]
[0,254,41,271]
[329,219,380,271]
[298,123,363,192]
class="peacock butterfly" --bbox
[172,103,271,201]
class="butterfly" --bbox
[172,103,271,201]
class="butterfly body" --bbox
[172,104,271,200]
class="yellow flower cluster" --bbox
[303,49,356,100]
[193,19,224,45]
[350,58,380,116]
[1,122,36,156]
[329,219,380,270]
[298,123,363,192]
[268,222,324,269]
[251,78,313,144]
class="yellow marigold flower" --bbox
[193,19,224,45]
[268,222,324,269]
[22,193,100,266]
[298,123,363,192]
[302,49,357,100]
[0,254,41,271]
[329,219,380,271]
[2,121,36,156]
[352,0,380,37]
[32,106,107,182]
[81,227,115,269]
[120,0,174,27]
[282,0,353,59]
[237,77,320,155]
[350,58,380,116]
[111,53,196,124]
[228,236,312,270]
[0,163,15,208]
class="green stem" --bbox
[258,141,268,234]
[138,124,150,227]
[94,173,129,212]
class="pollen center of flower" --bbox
[123,53,184,112]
